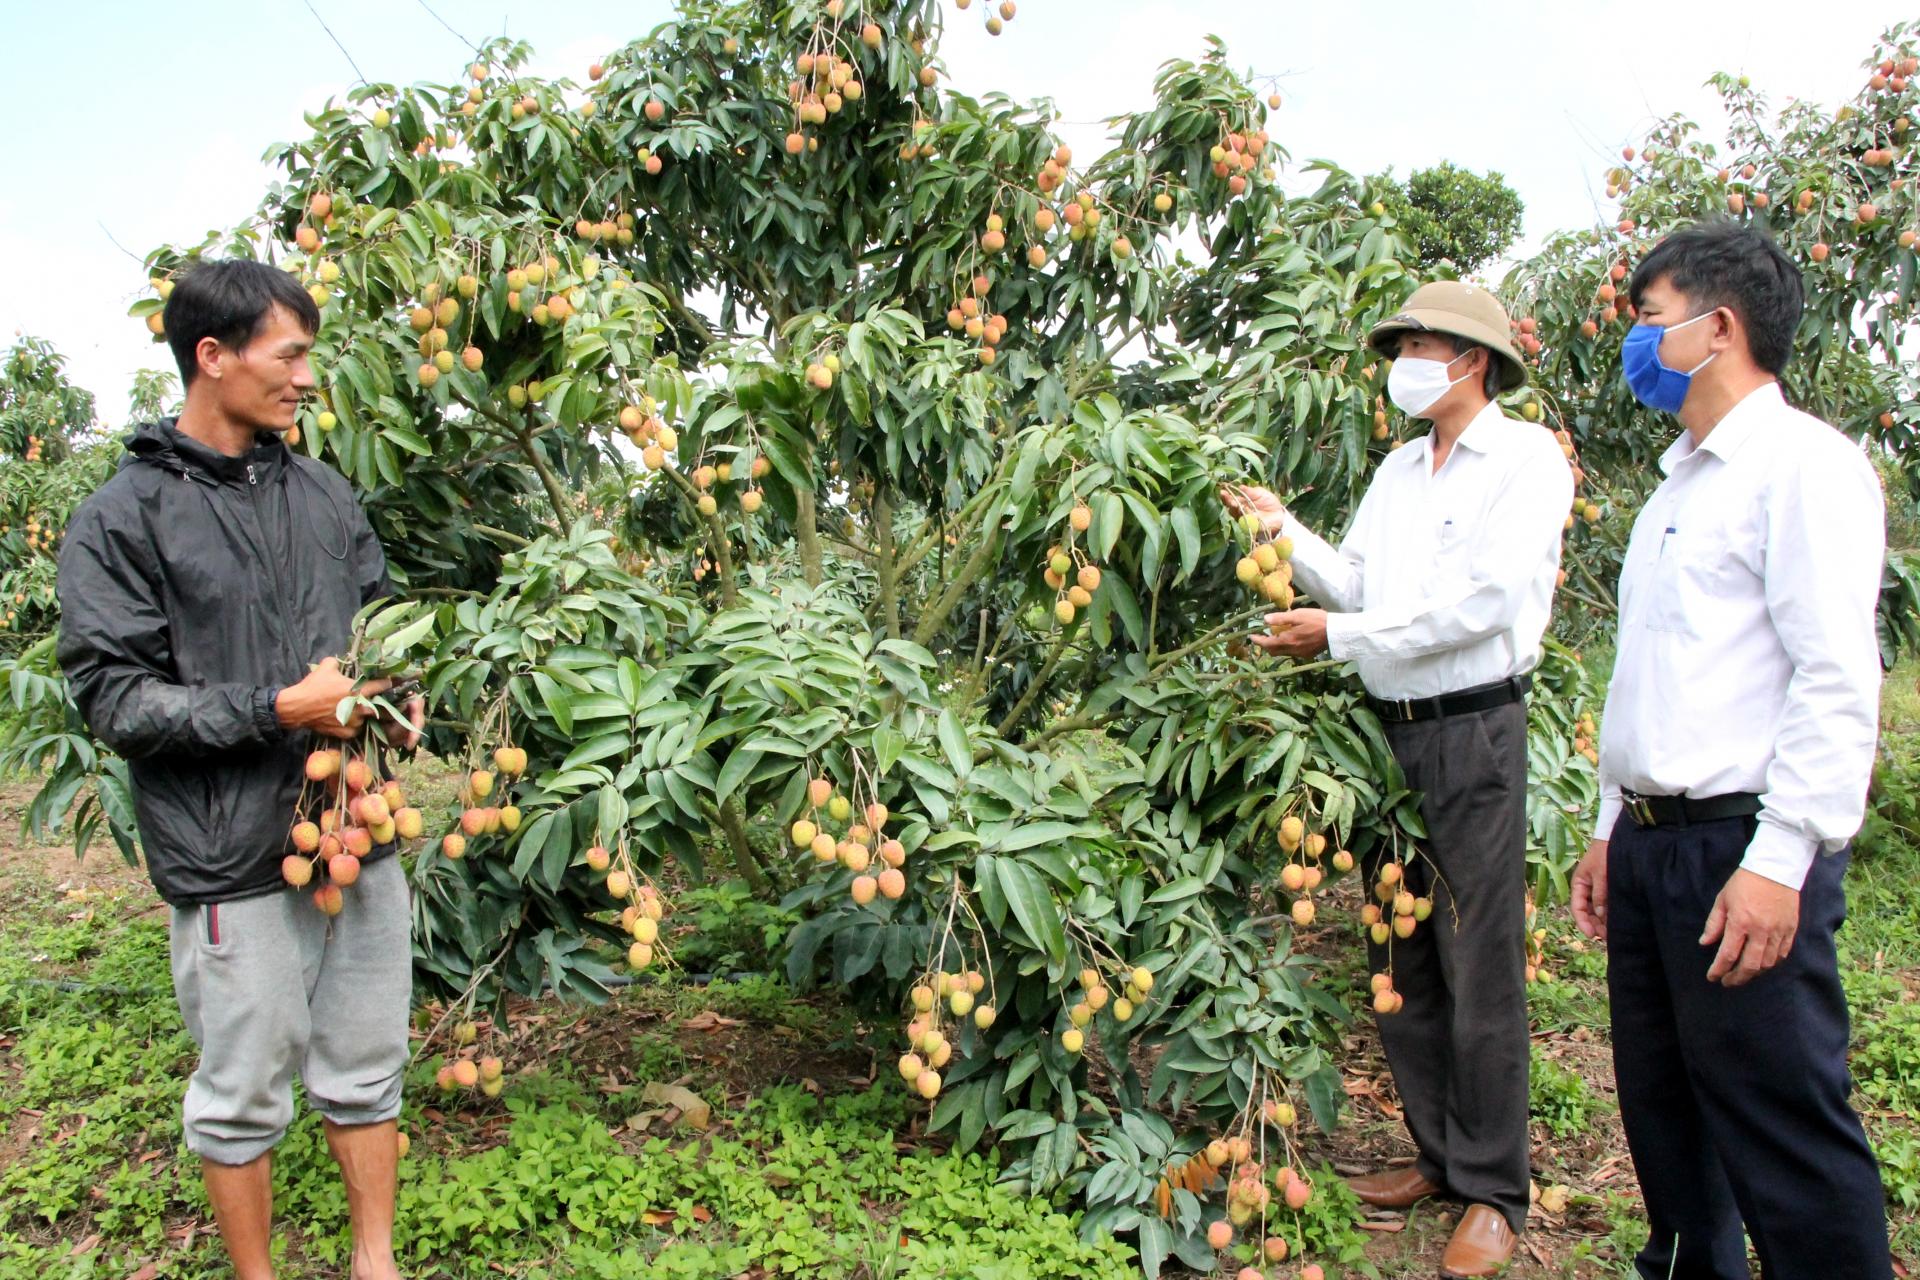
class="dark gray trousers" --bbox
[1365,698,1531,1231]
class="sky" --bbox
[0,0,1905,427]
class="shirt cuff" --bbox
[1324,610,1361,660]
[1593,791,1622,843]
[1740,819,1818,890]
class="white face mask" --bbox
[1386,350,1473,418]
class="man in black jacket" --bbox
[57,260,422,1280]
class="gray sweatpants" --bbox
[168,854,413,1165]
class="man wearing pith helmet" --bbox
[1223,281,1573,1278]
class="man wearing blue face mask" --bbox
[1223,281,1574,1278]
[1571,221,1892,1279]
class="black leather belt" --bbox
[1366,674,1532,725]
[1621,789,1763,829]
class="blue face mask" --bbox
[1620,310,1718,414]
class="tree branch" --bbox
[874,484,900,640]
[1022,708,1124,752]
[664,289,720,352]
[663,465,739,607]
[518,430,573,526]
[713,797,772,895]
[1567,549,1618,613]
[1146,604,1269,678]
[994,627,1077,739]
[897,457,1012,576]
[448,388,572,527]
[472,523,531,548]
[912,519,1003,649]
[794,487,824,587]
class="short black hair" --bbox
[1628,221,1803,376]
[164,259,321,386]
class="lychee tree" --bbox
[0,336,136,860]
[77,1,1607,1272]
[1500,21,1920,656]
[0,336,116,646]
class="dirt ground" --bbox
[1289,895,1640,1279]
[1,772,1910,1279]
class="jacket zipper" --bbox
[245,463,303,675]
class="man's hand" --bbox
[1253,609,1329,658]
[1571,839,1609,941]
[274,657,392,740]
[384,694,426,751]
[1701,867,1800,987]
[1218,483,1288,537]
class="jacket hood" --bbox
[125,418,291,486]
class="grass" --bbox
[0,882,1134,1280]
[1,666,1917,1278]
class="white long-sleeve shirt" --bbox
[1281,401,1575,700]
[1593,381,1885,890]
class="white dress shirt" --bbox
[1282,401,1575,700]
[1593,381,1885,890]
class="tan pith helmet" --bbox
[1368,281,1528,391]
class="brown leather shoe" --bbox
[1345,1165,1443,1208]
[1439,1204,1517,1278]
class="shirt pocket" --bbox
[1644,525,1732,635]
[1431,518,1472,587]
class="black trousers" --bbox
[1607,814,1893,1280]
[1367,699,1531,1231]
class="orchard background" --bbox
[1,2,1918,1277]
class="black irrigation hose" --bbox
[15,969,772,998]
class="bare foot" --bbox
[350,1246,402,1280]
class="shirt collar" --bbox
[1658,381,1782,474]
[1422,401,1510,462]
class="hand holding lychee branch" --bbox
[275,657,389,740]
[1222,496,1298,611]
[1251,609,1327,660]
[1218,483,1287,540]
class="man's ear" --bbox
[1712,305,1739,352]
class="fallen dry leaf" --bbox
[679,1010,742,1032]
[639,1082,712,1130]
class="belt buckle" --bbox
[1626,793,1656,826]
[1398,697,1414,722]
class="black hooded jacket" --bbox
[56,420,393,906]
